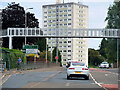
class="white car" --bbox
[66,61,89,80]
[99,62,109,69]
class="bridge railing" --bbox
[0,28,119,38]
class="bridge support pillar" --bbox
[9,36,12,49]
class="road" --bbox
[1,67,119,89]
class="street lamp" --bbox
[25,8,33,45]
[116,15,119,68]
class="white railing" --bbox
[0,28,120,38]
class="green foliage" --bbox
[2,47,23,53]
[105,1,120,29]
[10,52,25,68]
[88,48,105,66]
[2,2,40,49]
[2,48,26,69]
[100,1,120,65]
[52,47,61,64]
[39,50,51,61]
[35,38,46,52]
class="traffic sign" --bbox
[55,56,58,59]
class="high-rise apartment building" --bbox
[42,2,88,66]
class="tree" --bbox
[100,1,120,64]
[88,48,105,66]
[34,38,46,52]
[52,47,61,64]
[99,38,108,59]
[2,2,40,49]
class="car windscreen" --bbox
[72,63,85,66]
[102,62,108,64]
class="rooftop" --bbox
[42,2,88,8]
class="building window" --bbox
[53,24,56,26]
[44,21,47,23]
[64,41,67,43]
[68,10,71,12]
[60,19,62,22]
[64,5,67,7]
[44,16,47,18]
[68,23,71,25]
[60,24,62,26]
[44,25,47,27]
[68,5,71,7]
[53,11,56,13]
[64,10,67,12]
[63,55,66,56]
[48,7,51,9]
[59,41,62,43]
[48,16,51,18]
[68,19,71,21]
[64,46,66,47]
[49,20,51,23]
[53,15,55,18]
[68,45,71,47]
[63,59,66,61]
[60,15,62,17]
[68,14,71,16]
[60,6,62,8]
[44,12,47,14]
[63,50,67,52]
[64,19,67,21]
[64,14,67,17]
[48,25,51,27]
[68,55,71,56]
[60,11,63,12]
[68,50,71,52]
[53,20,56,22]
[68,41,71,43]
[48,11,51,13]
[64,23,67,26]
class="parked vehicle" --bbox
[99,61,109,69]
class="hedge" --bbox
[2,48,26,69]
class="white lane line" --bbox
[0,75,11,87]
[66,83,70,86]
[105,74,108,76]
[89,73,107,90]
[108,72,118,75]
[0,74,5,80]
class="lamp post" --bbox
[116,15,119,68]
[25,8,33,45]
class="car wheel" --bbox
[85,76,89,80]
[67,75,70,80]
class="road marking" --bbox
[30,71,61,88]
[0,75,11,87]
[0,74,5,80]
[89,73,107,90]
[105,74,108,76]
[66,83,70,86]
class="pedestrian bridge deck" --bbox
[0,28,120,38]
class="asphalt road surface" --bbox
[1,68,119,89]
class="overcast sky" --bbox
[0,0,114,50]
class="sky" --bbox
[0,0,115,50]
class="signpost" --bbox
[22,45,38,63]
